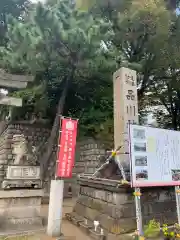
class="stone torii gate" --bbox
[0,68,33,89]
[0,68,34,117]
[0,69,45,233]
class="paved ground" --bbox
[39,198,91,240]
[1,199,90,240]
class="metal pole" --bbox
[175,186,180,224]
[134,187,143,236]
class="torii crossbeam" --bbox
[0,69,34,108]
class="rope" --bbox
[92,145,127,182]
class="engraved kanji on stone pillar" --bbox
[113,67,138,168]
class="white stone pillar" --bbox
[113,67,138,167]
[47,180,64,237]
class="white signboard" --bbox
[129,124,180,187]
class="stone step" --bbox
[66,216,106,239]
[65,213,72,221]
[107,233,134,240]
[65,212,84,226]
[56,237,76,240]
[89,229,105,240]
[79,221,92,234]
[66,214,140,240]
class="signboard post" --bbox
[134,188,143,236]
[129,124,180,229]
[175,186,180,224]
[128,123,143,237]
[47,116,78,237]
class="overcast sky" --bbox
[31,0,44,2]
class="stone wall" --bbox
[74,138,107,175]
[72,176,177,238]
[69,138,109,197]
[45,138,110,199]
[0,121,111,199]
[44,138,109,199]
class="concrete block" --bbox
[0,189,44,198]
[0,189,43,231]
[3,216,43,231]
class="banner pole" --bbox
[47,179,64,237]
[134,187,143,237]
[47,116,78,237]
[175,186,180,224]
[47,116,64,237]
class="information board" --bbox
[129,124,180,187]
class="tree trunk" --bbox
[40,67,75,180]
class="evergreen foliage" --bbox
[1,0,180,139]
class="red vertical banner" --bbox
[56,117,78,178]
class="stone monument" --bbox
[0,133,43,232]
[0,70,44,232]
[66,67,177,239]
[113,67,138,171]
[2,134,41,189]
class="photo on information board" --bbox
[135,156,147,166]
[135,169,148,180]
[134,142,146,152]
[133,128,146,140]
[172,169,180,181]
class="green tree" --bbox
[2,0,180,183]
[75,0,179,11]
[146,13,180,130]
[0,0,30,46]
[76,0,180,130]
[100,0,171,99]
[1,0,115,178]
